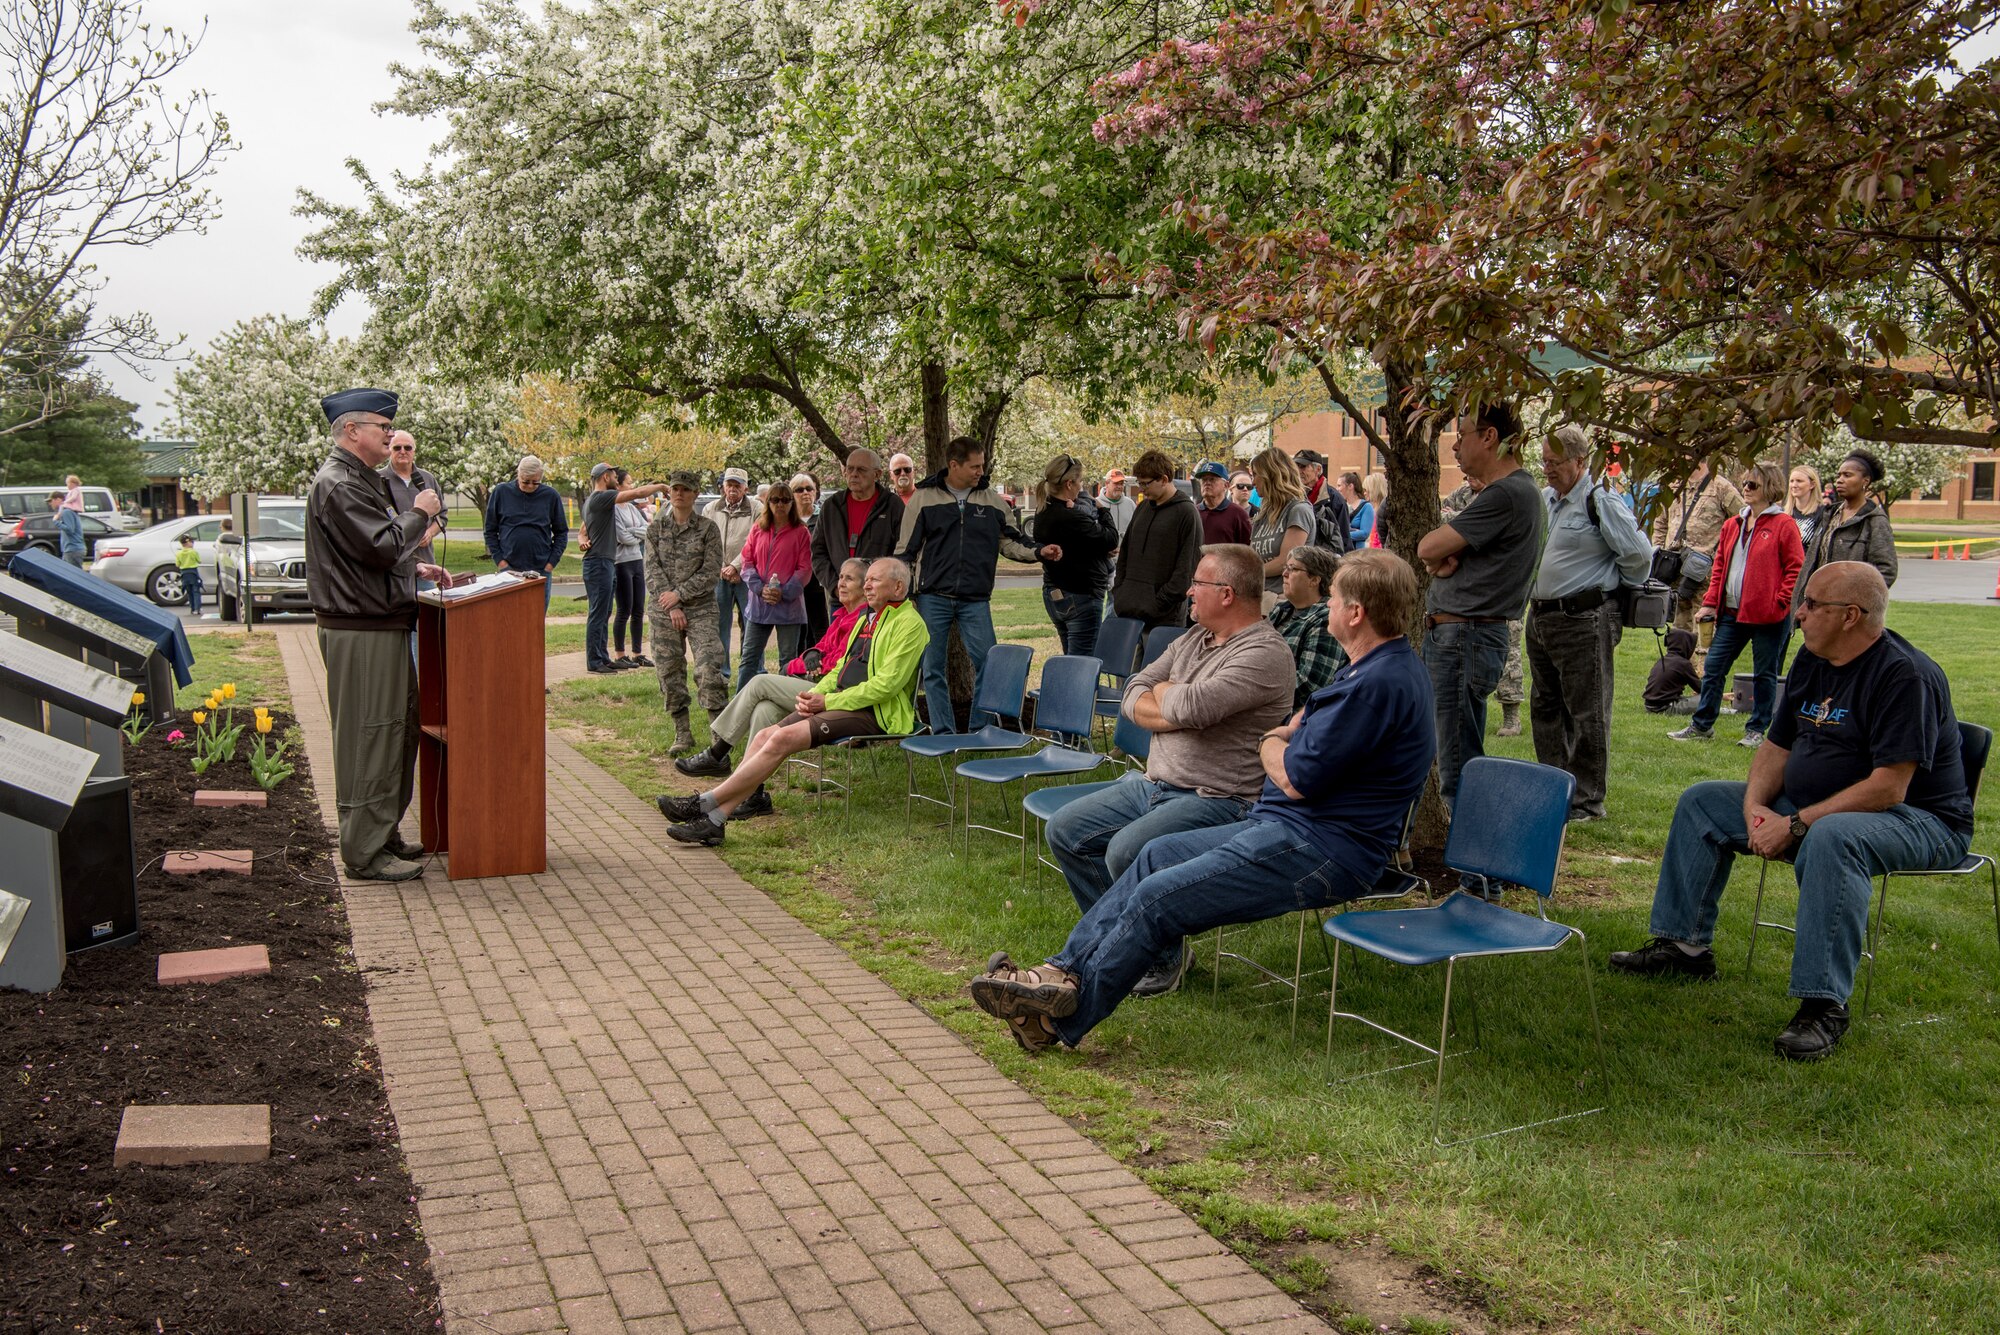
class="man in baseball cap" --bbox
[1292,448,1350,554]
[1192,459,1249,544]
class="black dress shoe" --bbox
[1608,937,1718,979]
[666,817,725,846]
[733,787,774,818]
[1774,1000,1849,1061]
[674,750,733,778]
[656,793,704,822]
[630,654,654,667]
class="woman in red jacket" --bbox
[1668,460,1804,748]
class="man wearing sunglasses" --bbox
[887,453,919,503]
[1613,562,1974,1062]
[383,430,445,592]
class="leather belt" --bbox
[1530,587,1611,618]
[1425,612,1509,628]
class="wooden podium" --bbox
[416,576,547,879]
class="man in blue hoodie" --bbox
[895,436,1060,731]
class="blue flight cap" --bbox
[320,387,399,425]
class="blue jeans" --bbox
[715,578,751,665]
[1691,611,1788,734]
[1046,775,1249,919]
[1049,819,1370,1045]
[1419,619,1510,802]
[180,569,204,616]
[1649,780,1968,1002]
[1042,586,1103,659]
[583,558,617,669]
[736,619,803,691]
[915,594,998,732]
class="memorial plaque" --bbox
[0,716,95,829]
[0,886,28,965]
[0,631,132,726]
[0,575,155,666]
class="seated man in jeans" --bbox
[657,558,928,846]
[1611,562,1974,1061]
[970,551,1436,1052]
[672,557,872,815]
[1044,543,1295,995]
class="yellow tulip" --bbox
[255,716,273,735]
[191,710,207,725]
[131,691,146,707]
[221,683,236,700]
[254,706,270,718]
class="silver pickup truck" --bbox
[214,500,311,623]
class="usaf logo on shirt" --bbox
[1800,696,1850,728]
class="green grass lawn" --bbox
[548,592,2000,1333]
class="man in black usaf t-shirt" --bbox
[1611,562,1974,1060]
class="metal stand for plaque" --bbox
[0,717,96,993]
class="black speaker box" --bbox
[57,775,140,953]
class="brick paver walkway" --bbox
[273,625,1326,1334]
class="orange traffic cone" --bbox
[1931,541,1940,559]
[1990,565,2000,600]
[1959,542,1972,560]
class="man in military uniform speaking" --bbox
[305,388,456,882]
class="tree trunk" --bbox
[920,360,951,473]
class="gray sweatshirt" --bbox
[1122,618,1296,799]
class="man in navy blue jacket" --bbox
[483,455,569,608]
[970,550,1437,1053]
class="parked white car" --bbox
[90,514,227,606]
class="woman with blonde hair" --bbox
[1669,459,1802,747]
[1031,453,1118,656]
[1363,472,1388,548]
[1247,448,1314,595]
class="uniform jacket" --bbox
[1702,507,1805,624]
[811,488,905,597]
[812,598,931,735]
[306,448,431,630]
[1651,473,1744,557]
[1111,489,1202,626]
[1800,499,1899,590]
[643,508,722,610]
[895,468,1041,600]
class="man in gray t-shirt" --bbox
[1416,402,1546,805]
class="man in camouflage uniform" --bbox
[1442,478,1526,736]
[645,471,727,754]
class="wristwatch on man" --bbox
[1788,813,1810,843]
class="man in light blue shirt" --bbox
[1526,424,1654,821]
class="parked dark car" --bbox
[0,510,119,567]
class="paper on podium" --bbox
[438,570,539,601]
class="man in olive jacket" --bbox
[305,388,451,882]
[1110,450,1204,631]
[658,558,929,845]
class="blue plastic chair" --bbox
[1212,799,1428,1038]
[1323,758,1605,1145]
[788,681,927,829]
[1140,623,1188,670]
[955,655,1107,864]
[1747,720,1995,1016]
[1089,616,1146,727]
[1021,712,1153,888]
[900,644,1034,831]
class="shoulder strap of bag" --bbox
[1670,473,1709,546]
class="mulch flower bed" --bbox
[0,713,442,1333]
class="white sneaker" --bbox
[1738,730,1765,748]
[1668,724,1713,741]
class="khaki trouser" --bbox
[650,603,727,716]
[317,626,418,873]
[1495,619,1525,707]
[712,673,818,750]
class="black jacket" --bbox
[1033,495,1118,595]
[306,448,431,630]
[811,487,905,597]
[895,468,1042,600]
[1110,490,1203,628]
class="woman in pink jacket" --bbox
[1668,460,1804,748]
[735,480,814,689]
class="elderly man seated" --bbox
[1270,544,1346,707]
[672,557,873,817]
[970,551,1437,1052]
[658,558,928,846]
[1611,562,1974,1061]
[1043,544,1296,995]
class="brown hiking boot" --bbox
[1497,702,1522,737]
[669,712,697,755]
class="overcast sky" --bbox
[88,1,439,434]
[87,6,2000,437]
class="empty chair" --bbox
[900,643,1034,831]
[1023,712,1153,888]
[1323,757,1605,1145]
[956,655,1108,864]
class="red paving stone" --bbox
[157,944,271,986]
[114,1104,271,1167]
[192,789,268,807]
[162,849,255,875]
[274,626,1326,1335]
